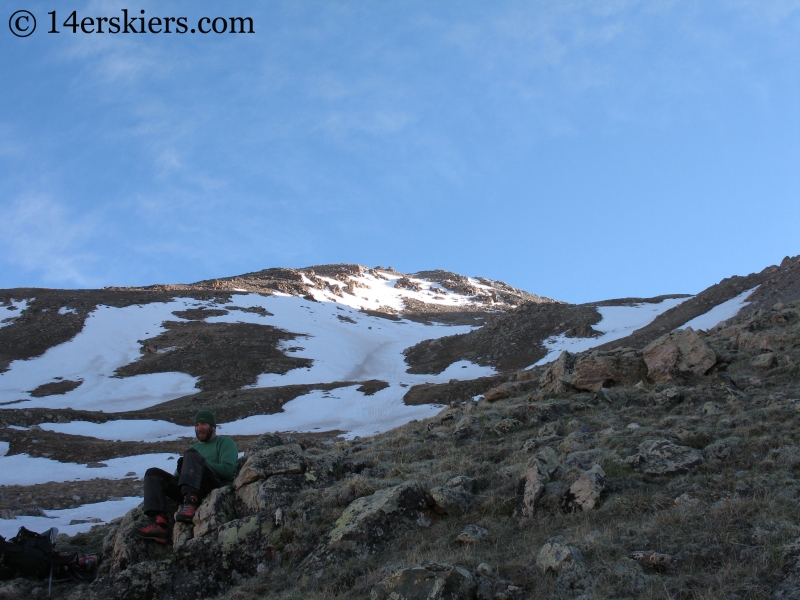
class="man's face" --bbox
[195,421,215,442]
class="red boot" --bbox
[134,514,169,543]
[176,494,200,523]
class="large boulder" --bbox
[193,485,236,537]
[515,447,560,518]
[453,415,479,440]
[427,477,476,515]
[245,432,285,456]
[455,524,489,545]
[532,446,560,477]
[483,382,526,402]
[571,348,647,391]
[536,541,593,591]
[326,481,428,550]
[561,465,605,512]
[172,521,194,551]
[539,351,576,392]
[371,562,478,600]
[643,328,717,383]
[625,439,704,475]
[233,443,305,489]
[234,473,305,516]
[78,514,275,600]
[536,541,583,573]
[98,506,173,574]
[515,462,548,518]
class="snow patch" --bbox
[40,420,195,442]
[220,384,443,440]
[0,497,142,539]
[533,297,690,366]
[681,287,758,331]
[0,300,204,411]
[0,299,31,329]
[201,294,494,387]
[0,452,178,486]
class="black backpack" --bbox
[0,527,77,580]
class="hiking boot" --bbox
[176,494,200,522]
[74,553,99,571]
[134,515,169,543]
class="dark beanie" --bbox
[194,409,216,426]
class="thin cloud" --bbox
[0,195,101,287]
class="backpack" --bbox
[0,527,96,582]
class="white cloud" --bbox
[0,195,101,286]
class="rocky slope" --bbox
[1,256,799,599]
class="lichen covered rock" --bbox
[625,439,704,475]
[371,562,478,600]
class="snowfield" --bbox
[682,287,758,331]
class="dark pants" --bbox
[143,448,223,515]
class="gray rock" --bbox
[704,437,741,461]
[533,446,561,476]
[172,521,193,551]
[494,418,523,434]
[562,465,605,512]
[245,432,285,457]
[536,541,593,590]
[625,439,704,475]
[99,506,173,574]
[234,443,305,490]
[326,481,428,549]
[234,474,305,516]
[751,352,778,369]
[428,479,476,515]
[515,462,548,518]
[193,485,236,537]
[455,524,489,545]
[539,351,576,392]
[557,431,588,454]
[648,387,685,406]
[536,541,583,573]
[453,415,478,440]
[445,475,477,493]
[371,562,478,600]
[572,348,647,392]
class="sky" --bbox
[1,1,798,303]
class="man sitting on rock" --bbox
[135,409,238,543]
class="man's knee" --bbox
[145,467,164,477]
[182,448,203,464]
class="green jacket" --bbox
[190,435,238,485]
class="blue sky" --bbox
[1,1,798,303]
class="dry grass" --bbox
[206,307,800,598]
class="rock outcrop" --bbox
[571,349,647,391]
[561,464,605,512]
[625,439,704,475]
[427,476,477,515]
[371,562,478,600]
[643,327,717,383]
